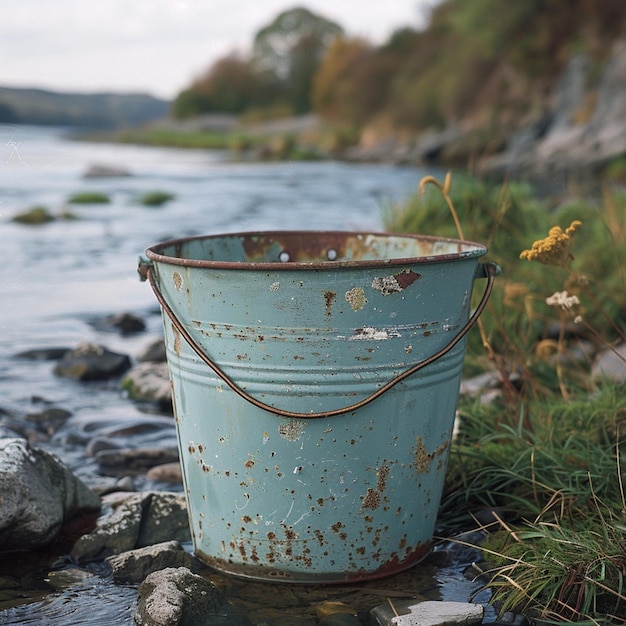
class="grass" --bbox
[385,173,626,623]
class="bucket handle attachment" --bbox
[143,261,498,419]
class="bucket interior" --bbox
[147,231,486,267]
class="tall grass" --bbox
[385,173,626,623]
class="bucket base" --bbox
[194,542,432,584]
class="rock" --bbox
[71,491,190,562]
[0,438,101,552]
[90,311,147,335]
[139,339,167,363]
[83,164,131,178]
[370,600,483,626]
[134,567,223,626]
[54,342,131,381]
[95,446,179,476]
[106,540,197,584]
[121,361,172,409]
[25,407,72,436]
[14,347,70,360]
[592,343,626,383]
[146,462,182,484]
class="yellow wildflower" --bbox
[519,220,582,266]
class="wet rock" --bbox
[370,600,483,626]
[54,342,131,381]
[14,346,70,361]
[95,446,179,476]
[592,342,626,383]
[138,339,167,363]
[71,491,189,562]
[121,361,172,409]
[106,540,198,584]
[134,567,223,626]
[25,407,72,437]
[83,164,131,178]
[146,462,182,484]
[0,438,101,552]
[91,311,147,335]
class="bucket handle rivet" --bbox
[144,261,499,420]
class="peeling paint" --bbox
[349,327,401,341]
[278,418,306,441]
[344,287,367,311]
[414,436,449,474]
[269,281,280,292]
[171,322,181,355]
[372,269,421,295]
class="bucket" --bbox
[139,231,497,583]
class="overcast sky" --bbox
[1,1,433,100]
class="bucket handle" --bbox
[143,261,498,419]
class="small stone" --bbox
[592,343,626,383]
[95,447,179,476]
[139,339,167,363]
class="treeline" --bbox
[173,1,626,141]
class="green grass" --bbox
[386,172,626,623]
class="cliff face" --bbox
[346,39,626,183]
[483,40,626,180]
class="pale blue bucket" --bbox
[140,231,496,583]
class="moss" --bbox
[67,191,110,204]
[12,206,55,224]
[136,191,175,207]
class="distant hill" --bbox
[0,86,170,129]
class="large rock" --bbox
[134,567,223,626]
[71,491,190,562]
[0,438,101,552]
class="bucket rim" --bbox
[144,230,487,271]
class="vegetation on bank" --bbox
[386,175,626,623]
[168,2,626,161]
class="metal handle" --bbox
[144,261,498,419]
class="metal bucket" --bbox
[139,231,497,583]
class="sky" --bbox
[1,0,433,100]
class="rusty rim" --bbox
[145,230,487,271]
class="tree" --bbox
[252,7,344,113]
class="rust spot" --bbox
[267,531,276,540]
[317,498,325,507]
[171,322,181,355]
[188,444,196,454]
[331,522,344,534]
[362,488,381,510]
[376,463,389,493]
[172,271,183,291]
[244,459,254,469]
[323,290,336,316]
[414,436,449,474]
[314,529,325,546]
[241,515,252,523]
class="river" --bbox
[0,124,494,624]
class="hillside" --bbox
[0,86,169,129]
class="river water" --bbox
[0,124,493,624]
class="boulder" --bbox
[0,438,101,552]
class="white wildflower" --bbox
[545,290,580,312]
